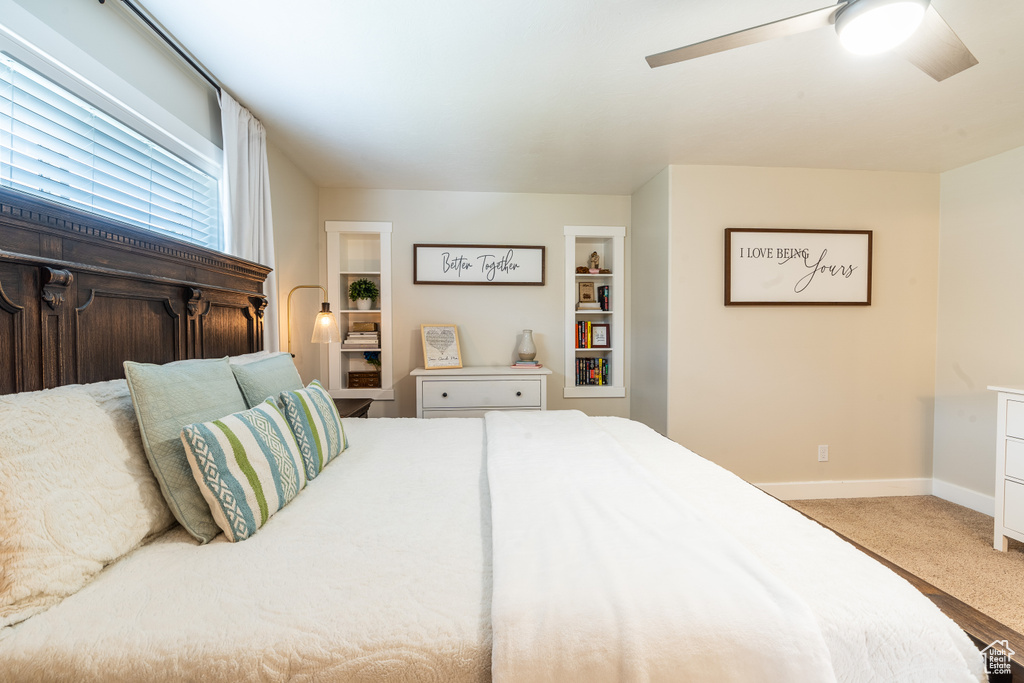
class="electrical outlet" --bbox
[818,445,829,462]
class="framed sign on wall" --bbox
[414,244,545,285]
[725,228,872,305]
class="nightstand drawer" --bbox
[421,379,541,409]
[1007,439,1024,481]
[1007,400,1024,439]
[1004,480,1024,534]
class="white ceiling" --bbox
[141,0,1024,195]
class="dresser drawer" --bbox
[1004,480,1024,534]
[421,379,541,409]
[1007,439,1024,481]
[1007,400,1024,439]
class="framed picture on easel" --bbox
[421,324,463,369]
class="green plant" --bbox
[363,351,381,370]
[348,278,379,301]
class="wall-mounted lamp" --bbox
[287,285,342,355]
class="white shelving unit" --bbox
[325,221,394,401]
[564,226,625,398]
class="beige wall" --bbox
[630,168,671,435]
[319,189,631,418]
[665,165,940,484]
[267,143,321,383]
[7,0,220,146]
[934,145,1024,497]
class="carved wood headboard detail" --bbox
[0,187,270,395]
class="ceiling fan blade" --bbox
[894,4,978,81]
[646,4,844,69]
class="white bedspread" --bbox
[0,418,492,683]
[0,412,985,682]
[486,410,836,683]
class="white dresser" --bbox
[990,385,1024,550]
[411,366,551,418]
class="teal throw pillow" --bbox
[279,380,347,480]
[230,352,304,408]
[123,357,248,543]
[181,398,307,542]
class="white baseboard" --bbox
[755,477,996,517]
[756,478,932,501]
[931,479,994,516]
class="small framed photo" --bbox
[421,324,462,369]
[578,281,596,303]
[591,323,610,348]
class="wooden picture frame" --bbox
[578,281,596,303]
[421,324,463,369]
[725,228,872,305]
[591,323,610,348]
[414,244,545,285]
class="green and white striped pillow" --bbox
[180,399,307,542]
[280,380,348,480]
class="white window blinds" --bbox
[0,53,221,250]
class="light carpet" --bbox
[789,495,1024,634]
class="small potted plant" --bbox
[348,278,379,310]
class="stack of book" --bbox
[511,359,542,369]
[342,331,380,349]
[575,357,609,386]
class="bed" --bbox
[0,188,1005,681]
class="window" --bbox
[0,52,221,250]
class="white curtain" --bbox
[220,89,279,352]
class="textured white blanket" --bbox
[0,412,985,682]
[485,410,837,683]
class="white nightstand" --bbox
[411,366,551,418]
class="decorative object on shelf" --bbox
[363,351,381,370]
[590,323,610,348]
[413,244,546,285]
[347,371,381,388]
[421,324,462,369]
[348,278,379,310]
[588,251,600,273]
[517,329,537,361]
[577,281,600,310]
[286,285,342,354]
[575,266,589,274]
[725,228,873,305]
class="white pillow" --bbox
[0,379,175,627]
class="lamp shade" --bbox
[310,302,342,344]
[835,0,929,55]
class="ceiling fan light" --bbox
[836,0,929,55]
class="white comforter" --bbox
[486,410,835,682]
[0,414,985,682]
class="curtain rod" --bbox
[98,0,221,94]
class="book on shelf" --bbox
[351,322,379,332]
[575,357,609,386]
[576,302,601,310]
[511,361,543,368]
[598,285,610,311]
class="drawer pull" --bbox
[516,391,522,397]
[442,392,448,398]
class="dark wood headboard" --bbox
[0,187,270,394]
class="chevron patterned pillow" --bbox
[279,380,348,481]
[180,398,307,542]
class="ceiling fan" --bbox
[646,0,977,81]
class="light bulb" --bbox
[836,0,927,56]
